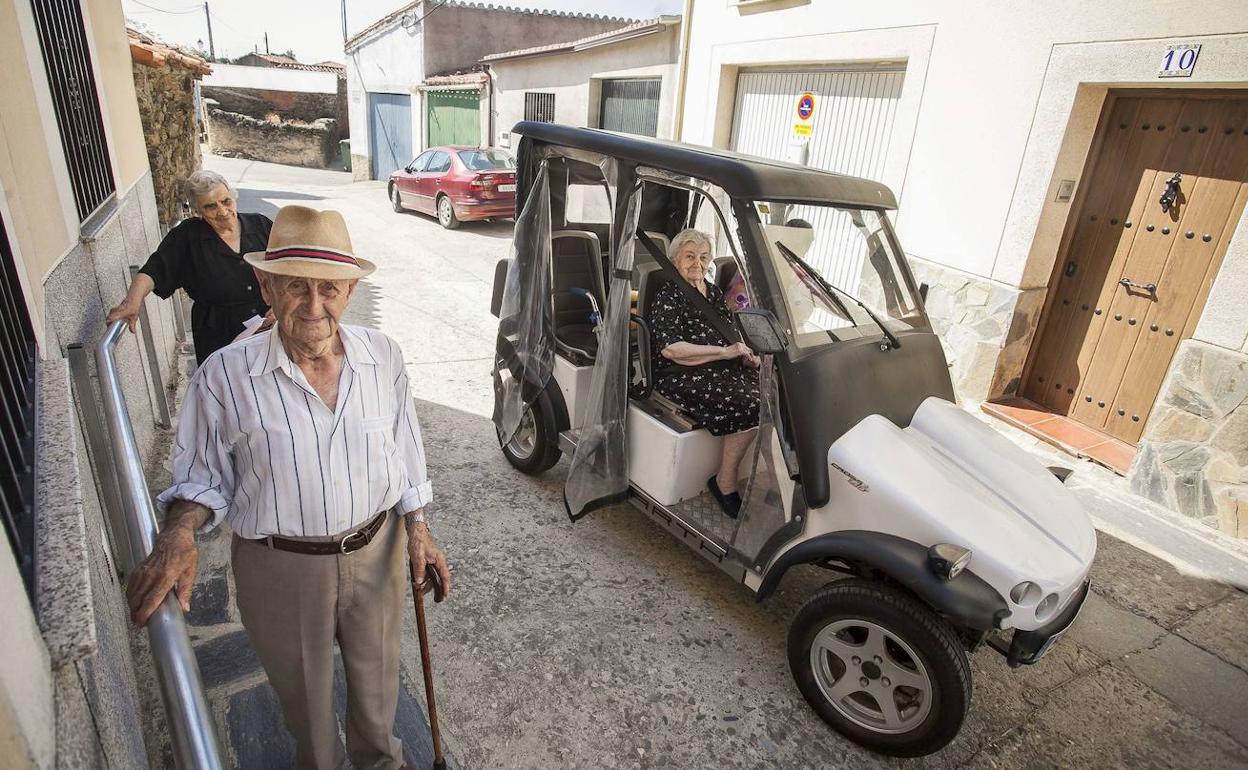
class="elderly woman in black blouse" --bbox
[649,228,760,517]
[107,170,273,362]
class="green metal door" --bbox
[426,90,480,147]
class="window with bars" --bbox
[29,0,116,222]
[524,92,556,123]
[0,216,37,600]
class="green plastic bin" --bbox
[339,139,351,171]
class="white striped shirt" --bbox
[157,324,432,539]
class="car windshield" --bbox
[753,201,925,349]
[458,149,515,171]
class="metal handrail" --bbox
[95,320,224,769]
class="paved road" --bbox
[209,155,1248,770]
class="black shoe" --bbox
[707,475,741,518]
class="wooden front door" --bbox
[1023,92,1248,444]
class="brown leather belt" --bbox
[260,510,389,555]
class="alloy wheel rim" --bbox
[504,407,537,459]
[809,618,933,734]
[439,198,452,224]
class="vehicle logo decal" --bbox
[831,462,869,493]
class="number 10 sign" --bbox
[1159,44,1201,78]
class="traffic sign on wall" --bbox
[792,91,817,140]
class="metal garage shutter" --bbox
[427,90,481,148]
[731,68,905,289]
[369,92,412,180]
[600,78,661,137]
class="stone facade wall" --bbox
[1130,340,1247,538]
[906,256,1046,402]
[205,108,337,169]
[36,174,180,765]
[131,61,201,226]
[335,77,349,140]
[200,85,340,131]
[351,153,371,182]
[41,360,151,769]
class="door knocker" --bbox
[1159,173,1182,214]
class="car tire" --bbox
[437,195,460,229]
[390,184,404,213]
[788,579,971,758]
[497,388,561,475]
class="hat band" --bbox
[265,246,358,266]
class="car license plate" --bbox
[1031,626,1066,661]
[498,184,516,193]
[1030,582,1090,662]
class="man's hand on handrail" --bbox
[126,500,211,626]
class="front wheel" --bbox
[788,579,972,757]
[390,184,404,213]
[497,389,560,474]
[437,195,460,229]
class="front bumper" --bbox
[989,579,1090,667]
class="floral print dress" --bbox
[648,280,760,436]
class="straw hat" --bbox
[244,205,375,280]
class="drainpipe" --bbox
[487,65,496,148]
[671,0,694,141]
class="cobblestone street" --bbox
[193,154,1248,769]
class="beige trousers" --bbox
[232,512,407,770]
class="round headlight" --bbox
[1035,592,1061,623]
[1010,581,1042,606]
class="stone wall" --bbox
[335,77,349,139]
[131,61,201,226]
[205,108,337,169]
[200,85,340,131]
[1130,340,1247,538]
[36,173,180,766]
[39,360,151,769]
[906,256,1046,402]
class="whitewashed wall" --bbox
[491,25,681,146]
[345,23,425,171]
[680,0,1248,288]
[204,63,337,94]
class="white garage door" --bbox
[731,68,905,290]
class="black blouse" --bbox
[140,213,272,362]
[649,281,739,353]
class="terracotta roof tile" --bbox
[127,28,212,76]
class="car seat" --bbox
[551,231,605,361]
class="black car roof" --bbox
[511,121,897,210]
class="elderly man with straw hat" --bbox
[126,205,451,770]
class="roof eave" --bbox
[571,22,665,52]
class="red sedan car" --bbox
[388,146,517,229]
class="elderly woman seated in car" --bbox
[648,228,760,517]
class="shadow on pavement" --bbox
[412,393,1248,770]
[147,318,1246,769]
[236,189,325,220]
[394,214,515,240]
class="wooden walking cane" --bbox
[410,562,447,770]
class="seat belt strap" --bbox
[635,231,741,345]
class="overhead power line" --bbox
[411,0,451,27]
[208,9,244,36]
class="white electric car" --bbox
[490,122,1096,757]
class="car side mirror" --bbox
[404,165,414,174]
[735,308,787,354]
[490,258,511,318]
[919,282,930,302]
